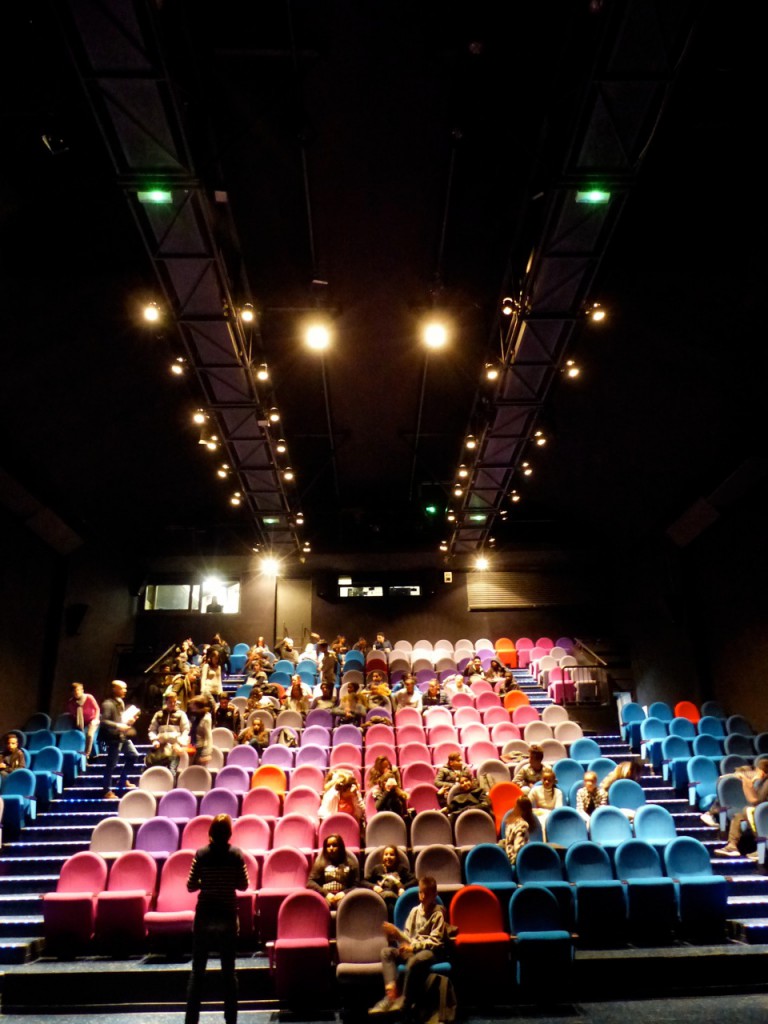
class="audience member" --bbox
[307,833,360,907]
[529,766,564,822]
[508,745,549,789]
[368,756,409,817]
[187,696,213,767]
[575,770,607,820]
[353,636,370,654]
[715,758,768,858]
[318,769,365,824]
[0,733,26,776]
[434,751,465,805]
[364,845,415,918]
[502,796,540,866]
[237,719,270,752]
[100,680,139,800]
[422,678,448,707]
[146,691,190,773]
[600,759,642,794]
[284,677,311,716]
[200,648,223,703]
[444,772,493,823]
[393,676,422,713]
[275,636,299,665]
[213,692,241,736]
[372,632,393,652]
[66,681,100,759]
[311,680,339,711]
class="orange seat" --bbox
[251,764,288,798]
[503,690,530,712]
[674,700,701,724]
[488,780,523,835]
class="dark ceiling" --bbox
[0,1,764,564]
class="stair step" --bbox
[22,824,101,842]
[0,894,46,915]
[727,895,768,919]
[0,855,68,876]
[0,915,44,938]
[1,840,90,858]
[0,876,59,895]
[37,811,113,827]
[0,938,44,965]
[728,918,768,943]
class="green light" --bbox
[470,514,486,523]
[425,505,438,515]
[263,517,279,525]
[137,188,173,205]
[575,189,611,205]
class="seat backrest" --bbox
[90,817,135,855]
[118,788,158,823]
[57,851,109,894]
[335,889,388,964]
[214,764,251,792]
[251,765,288,797]
[1,768,36,797]
[698,715,726,738]
[231,814,272,853]
[365,810,408,851]
[726,714,754,737]
[26,729,56,752]
[407,783,441,814]
[402,762,438,789]
[700,701,726,719]
[569,738,602,763]
[661,735,691,760]
[515,841,566,883]
[449,884,506,934]
[639,717,668,742]
[155,850,197,912]
[410,809,453,848]
[179,815,214,852]
[633,804,677,845]
[277,888,331,941]
[136,816,181,855]
[107,850,158,893]
[488,781,523,832]
[139,765,175,794]
[553,722,584,745]
[464,842,515,885]
[57,729,86,753]
[413,844,462,885]
[663,836,712,878]
[564,840,614,882]
[692,735,723,759]
[673,701,700,724]
[24,712,52,733]
[724,733,755,757]
[199,788,240,818]
[648,702,673,722]
[587,757,618,784]
[242,785,282,818]
[588,805,633,847]
[283,785,321,818]
[542,807,588,849]
[226,745,261,770]
[317,811,361,851]
[329,743,363,768]
[158,788,198,821]
[32,745,64,771]
[261,847,310,889]
[551,758,584,795]
[273,812,317,850]
[453,807,497,848]
[177,765,213,794]
[289,764,325,791]
[541,705,569,727]
[212,726,236,751]
[509,883,563,933]
[614,839,663,880]
[607,779,646,812]
[514,707,542,729]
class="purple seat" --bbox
[199,788,240,818]
[144,850,197,945]
[261,744,295,771]
[95,850,157,949]
[135,816,180,861]
[301,725,331,747]
[226,745,261,770]
[42,852,109,950]
[294,744,328,769]
[157,789,198,825]
[305,709,334,729]
[273,890,333,1002]
[214,764,251,793]
[333,724,364,747]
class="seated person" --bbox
[434,751,465,805]
[507,744,549,788]
[146,691,190,772]
[575,770,607,820]
[422,678,448,707]
[444,772,493,823]
[502,795,540,866]
[498,671,519,694]
[353,636,369,654]
[444,673,470,700]
[366,681,393,713]
[367,756,409,817]
[463,656,485,683]
[283,677,311,716]
[237,718,270,752]
[307,833,360,907]
[529,767,564,822]
[364,845,415,918]
[370,875,446,1015]
[393,677,422,713]
[310,680,339,711]
[244,683,279,716]
[332,690,367,726]
[318,769,365,824]
[485,659,505,684]
[212,692,241,735]
[372,632,393,652]
[0,732,26,775]
[600,759,642,795]
[716,758,768,858]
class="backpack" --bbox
[417,973,457,1024]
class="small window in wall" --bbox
[143,579,240,613]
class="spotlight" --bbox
[457,465,469,479]
[510,490,521,503]
[565,359,581,378]
[586,302,606,323]
[170,357,186,376]
[268,408,280,423]
[306,323,331,351]
[216,464,230,479]
[261,557,280,576]
[534,430,547,446]
[439,541,448,552]
[205,437,219,451]
[240,304,255,323]
[447,510,456,522]
[501,297,515,316]
[423,321,448,349]
[453,485,463,497]
[302,542,311,553]
[283,467,295,482]
[475,556,489,570]
[485,363,499,381]
[143,302,160,322]
[296,512,305,525]
[521,462,533,476]
[256,363,269,381]
[576,188,611,205]
[193,410,207,425]
[137,188,171,204]
[275,438,287,454]
[230,492,242,506]
[465,435,477,450]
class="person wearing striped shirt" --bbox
[185,814,249,1024]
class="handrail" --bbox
[573,638,608,668]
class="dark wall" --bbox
[0,508,61,735]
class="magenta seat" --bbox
[272,813,317,861]
[180,814,215,852]
[144,850,197,944]
[95,850,157,948]
[289,765,325,792]
[317,811,362,855]
[42,851,108,950]
[273,890,333,1002]
[237,849,260,941]
[283,785,322,820]
[257,847,311,944]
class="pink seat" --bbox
[283,785,322,820]
[470,680,494,696]
[402,761,437,789]
[467,740,499,765]
[427,723,460,746]
[294,744,329,769]
[476,690,502,711]
[394,724,427,746]
[231,814,272,867]
[237,850,260,941]
[257,847,311,944]
[95,850,157,949]
[317,811,362,854]
[482,705,511,726]
[290,764,325,791]
[330,743,363,769]
[451,691,475,709]
[180,815,214,852]
[512,705,540,727]
[241,786,281,833]
[490,722,521,747]
[272,813,317,861]
[454,706,482,728]
[423,706,453,727]
[536,637,554,651]
[363,743,398,768]
[432,741,465,766]
[407,783,441,814]
[42,851,108,950]
[515,638,533,668]
[394,707,422,727]
[365,724,396,746]
[144,850,197,944]
[273,890,333,1003]
[399,742,432,766]
[460,724,490,746]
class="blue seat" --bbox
[551,758,584,801]
[726,714,754,737]
[0,768,37,834]
[633,804,677,855]
[587,757,618,784]
[568,738,601,768]
[697,715,726,738]
[508,884,573,989]
[564,841,627,947]
[53,713,77,733]
[614,839,677,944]
[464,843,518,912]
[700,701,726,719]
[29,745,64,805]
[393,887,451,976]
[619,702,646,749]
[273,659,296,675]
[668,717,696,740]
[715,773,748,832]
[57,729,86,785]
[686,755,719,812]
[754,803,768,867]
[229,642,249,674]
[663,836,728,941]
[26,729,56,753]
[724,734,755,757]
[692,734,723,759]
[607,779,646,817]
[639,717,667,771]
[659,735,692,790]
[23,713,52,733]
[514,842,573,926]
[753,733,768,756]
[588,805,633,855]
[648,702,673,723]
[542,807,588,850]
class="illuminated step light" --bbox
[170,357,186,376]
[295,512,305,525]
[216,464,230,479]
[193,410,207,425]
[587,302,606,323]
[453,485,463,498]
[457,465,469,479]
[302,543,311,553]
[521,462,533,477]
[447,510,456,523]
[510,490,521,503]
[283,467,295,482]
[268,408,280,423]
[501,297,515,316]
[576,188,611,204]
[465,435,477,450]
[565,359,581,378]
[534,430,547,446]
[439,541,448,552]
[137,188,172,204]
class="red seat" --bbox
[42,852,108,951]
[273,890,333,1002]
[95,850,157,949]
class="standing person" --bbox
[101,680,140,800]
[187,696,213,767]
[185,814,249,1024]
[370,875,447,1015]
[66,681,101,759]
[200,649,224,703]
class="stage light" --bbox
[306,323,331,351]
[240,304,255,323]
[143,302,160,322]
